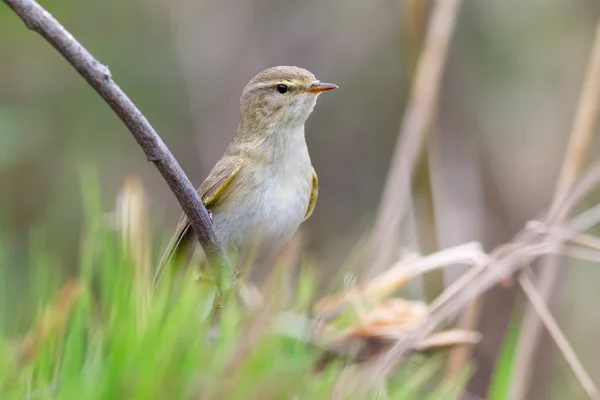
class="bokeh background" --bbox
[2,0,600,398]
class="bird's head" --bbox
[239,66,337,132]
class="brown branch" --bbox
[367,0,463,278]
[510,20,600,400]
[1,0,234,291]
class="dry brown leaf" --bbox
[349,298,427,338]
[313,243,485,319]
[313,297,481,371]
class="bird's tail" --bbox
[152,216,196,293]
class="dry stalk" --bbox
[312,162,600,394]
[359,181,600,392]
[518,272,600,400]
[313,242,486,320]
[368,0,464,278]
[510,20,600,400]
[444,296,482,379]
[399,0,445,305]
[285,184,600,395]
[116,175,152,324]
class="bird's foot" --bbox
[207,209,213,224]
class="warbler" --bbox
[154,66,337,287]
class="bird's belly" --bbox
[211,171,311,262]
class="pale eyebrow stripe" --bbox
[253,80,298,89]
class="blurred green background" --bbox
[2,0,600,398]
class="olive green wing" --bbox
[153,159,240,290]
[304,167,319,221]
[197,157,241,209]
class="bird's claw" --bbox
[207,209,213,224]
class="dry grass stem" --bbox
[550,23,600,215]
[527,221,600,252]
[518,272,600,400]
[561,245,600,263]
[359,201,600,387]
[368,0,464,277]
[116,175,152,322]
[570,199,600,232]
[415,329,482,351]
[511,20,600,400]
[444,298,482,379]
[313,242,486,319]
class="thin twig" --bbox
[367,0,464,278]
[511,20,600,400]
[2,0,235,291]
[518,272,600,400]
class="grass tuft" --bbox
[0,176,466,400]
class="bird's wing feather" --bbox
[304,167,319,220]
[153,158,240,290]
[198,157,241,209]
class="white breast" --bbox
[256,171,310,241]
[211,126,313,264]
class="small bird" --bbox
[154,66,337,288]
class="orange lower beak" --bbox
[308,82,338,93]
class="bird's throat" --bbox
[235,119,309,167]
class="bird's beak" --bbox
[307,81,338,93]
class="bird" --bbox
[153,66,337,289]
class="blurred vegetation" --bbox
[2,0,600,398]
[0,178,470,400]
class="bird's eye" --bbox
[276,84,288,94]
